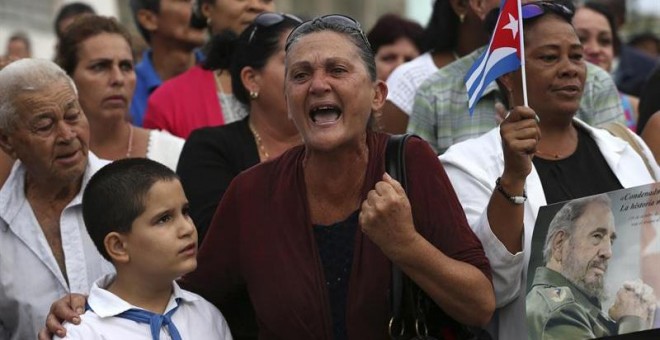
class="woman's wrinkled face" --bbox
[573,7,614,72]
[507,15,586,119]
[203,0,275,35]
[72,33,136,121]
[374,37,419,81]
[284,31,386,152]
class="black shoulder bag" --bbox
[385,134,491,340]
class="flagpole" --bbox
[517,0,529,108]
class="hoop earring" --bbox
[249,91,259,99]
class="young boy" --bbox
[55,158,232,339]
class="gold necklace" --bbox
[534,149,561,159]
[126,124,134,158]
[248,122,269,160]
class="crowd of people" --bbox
[0,0,659,339]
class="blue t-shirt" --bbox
[130,49,205,126]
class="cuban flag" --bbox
[465,0,523,114]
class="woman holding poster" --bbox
[439,0,660,339]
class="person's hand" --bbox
[359,173,418,258]
[37,293,88,340]
[500,105,540,182]
[622,280,656,326]
[608,280,656,323]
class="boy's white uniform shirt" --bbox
[0,153,114,340]
[55,274,233,340]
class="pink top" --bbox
[143,65,224,139]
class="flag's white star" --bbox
[502,13,519,39]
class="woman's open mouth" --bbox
[310,105,342,126]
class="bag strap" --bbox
[602,121,657,181]
[386,134,413,338]
[386,134,411,191]
[386,134,485,340]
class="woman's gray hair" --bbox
[285,15,377,82]
[0,58,77,134]
[542,194,612,263]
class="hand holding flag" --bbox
[465,0,526,115]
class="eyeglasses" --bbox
[521,1,573,20]
[285,14,371,51]
[247,12,303,44]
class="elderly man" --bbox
[0,59,113,340]
[526,194,655,339]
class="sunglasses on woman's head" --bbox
[247,12,303,44]
[285,14,371,51]
[521,1,573,20]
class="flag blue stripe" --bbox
[468,49,520,110]
[464,0,522,115]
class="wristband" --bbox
[496,177,527,205]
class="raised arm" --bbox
[439,106,540,307]
[486,106,539,253]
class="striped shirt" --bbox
[408,47,625,154]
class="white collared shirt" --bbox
[0,153,115,340]
[385,52,439,115]
[55,274,232,340]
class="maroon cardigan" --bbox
[182,131,491,339]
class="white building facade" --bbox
[0,0,118,59]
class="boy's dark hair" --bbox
[129,0,161,43]
[54,2,96,39]
[82,158,179,262]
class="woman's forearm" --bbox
[388,233,496,327]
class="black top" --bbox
[313,211,359,340]
[533,126,623,205]
[177,117,259,242]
